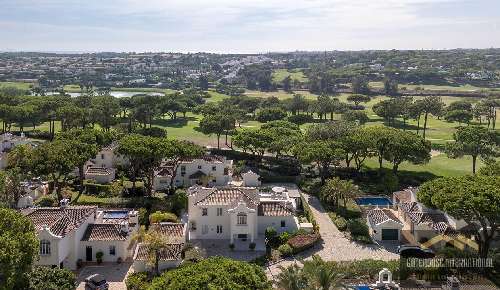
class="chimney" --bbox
[446,276,460,290]
[59,198,69,208]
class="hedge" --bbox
[300,193,319,233]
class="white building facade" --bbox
[187,186,299,244]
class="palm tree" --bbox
[131,226,173,276]
[302,255,347,290]
[276,263,307,290]
[320,177,361,208]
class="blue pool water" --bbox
[356,197,393,206]
[103,211,128,219]
[354,286,370,290]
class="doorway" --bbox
[86,246,93,261]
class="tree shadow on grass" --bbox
[152,116,197,128]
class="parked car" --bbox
[397,245,435,258]
[84,274,109,290]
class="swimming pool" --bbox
[356,197,393,206]
[103,211,129,219]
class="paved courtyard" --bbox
[191,239,266,261]
[76,262,132,290]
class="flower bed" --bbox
[287,233,321,254]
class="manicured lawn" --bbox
[368,81,500,92]
[363,153,485,177]
[245,89,318,100]
[272,68,308,83]
[63,84,176,94]
[0,81,34,90]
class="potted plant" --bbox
[249,242,256,251]
[229,243,235,251]
[96,251,104,264]
[117,257,122,264]
[76,259,83,269]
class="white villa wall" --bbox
[85,172,115,184]
[228,203,257,243]
[153,175,171,191]
[174,159,231,187]
[36,230,65,267]
[80,240,130,263]
[257,216,299,234]
[189,205,231,240]
[242,171,260,187]
[369,220,403,241]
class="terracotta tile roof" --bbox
[81,224,127,241]
[393,190,412,203]
[149,223,185,238]
[24,206,96,237]
[192,187,259,209]
[367,208,403,225]
[258,202,294,216]
[134,243,184,261]
[86,167,113,176]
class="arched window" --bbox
[40,240,51,255]
[237,213,247,225]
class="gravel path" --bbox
[266,191,399,279]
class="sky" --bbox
[0,0,499,53]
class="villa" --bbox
[187,185,300,246]
[16,178,50,208]
[0,132,34,169]
[153,155,233,191]
[23,204,138,270]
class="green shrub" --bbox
[278,244,293,257]
[125,272,150,290]
[333,259,399,280]
[287,114,314,125]
[149,211,178,224]
[265,227,277,241]
[138,208,148,226]
[96,251,103,264]
[28,266,76,290]
[347,218,369,236]
[84,182,112,196]
[37,196,57,207]
[148,257,270,290]
[333,216,348,231]
[278,232,291,244]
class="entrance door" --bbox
[86,246,93,261]
[382,229,399,240]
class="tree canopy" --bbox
[418,174,500,258]
[27,267,76,290]
[148,256,271,290]
[0,208,39,290]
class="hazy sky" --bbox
[1,0,499,53]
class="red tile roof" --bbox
[86,167,113,176]
[24,206,96,237]
[134,243,184,261]
[81,224,127,241]
[367,208,402,225]
[258,202,294,216]
[193,187,259,209]
[149,223,185,238]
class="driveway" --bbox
[265,188,399,278]
[76,262,132,290]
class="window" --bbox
[237,213,247,225]
[281,220,286,228]
[216,225,223,234]
[202,225,209,234]
[224,168,229,175]
[40,240,51,255]
[198,165,202,169]
[180,165,186,176]
[101,154,105,160]
[212,166,217,171]
[217,208,223,216]
[109,245,116,256]
[202,208,208,216]
[190,221,197,230]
